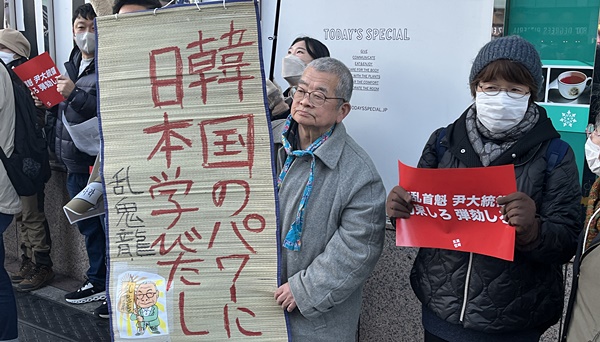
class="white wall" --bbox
[261,0,495,192]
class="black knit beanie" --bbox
[469,35,543,89]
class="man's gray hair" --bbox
[307,57,353,105]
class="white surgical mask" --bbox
[282,54,306,86]
[475,92,530,133]
[0,50,16,65]
[74,32,96,55]
[585,137,600,175]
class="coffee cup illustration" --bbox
[557,71,592,100]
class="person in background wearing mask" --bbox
[268,36,329,121]
[0,28,28,67]
[281,37,330,100]
[38,3,106,309]
[0,50,22,342]
[0,28,54,293]
[561,118,600,342]
[386,35,581,341]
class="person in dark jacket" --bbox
[386,35,581,341]
[41,4,107,307]
[0,28,54,292]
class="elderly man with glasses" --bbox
[271,57,386,341]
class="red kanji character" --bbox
[212,180,250,216]
[179,291,209,336]
[152,227,202,255]
[187,30,218,104]
[235,307,262,337]
[215,254,250,303]
[156,252,204,291]
[216,21,255,102]
[149,47,184,107]
[199,114,255,176]
[223,304,262,338]
[208,214,265,253]
[149,167,199,229]
[144,112,193,168]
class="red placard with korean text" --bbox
[96,2,286,341]
[12,52,64,108]
[396,161,517,261]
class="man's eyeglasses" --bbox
[478,83,530,99]
[136,291,157,300]
[291,86,346,107]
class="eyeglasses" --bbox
[291,86,346,107]
[136,291,157,300]
[586,123,600,137]
[478,83,530,99]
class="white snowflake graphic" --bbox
[560,110,577,127]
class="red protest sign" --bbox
[12,52,64,108]
[396,161,517,261]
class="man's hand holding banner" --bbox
[395,161,517,261]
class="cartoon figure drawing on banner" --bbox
[131,281,161,335]
[116,272,169,338]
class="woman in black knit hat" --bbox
[387,35,581,341]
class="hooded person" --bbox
[386,35,581,342]
[0,28,30,68]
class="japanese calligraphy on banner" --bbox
[12,52,64,108]
[396,162,517,261]
[96,2,287,341]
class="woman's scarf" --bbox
[466,104,539,166]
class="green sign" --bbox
[507,0,600,182]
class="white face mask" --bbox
[282,54,306,86]
[475,92,530,133]
[74,32,96,55]
[0,51,16,65]
[585,137,600,175]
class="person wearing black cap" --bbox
[386,35,581,341]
